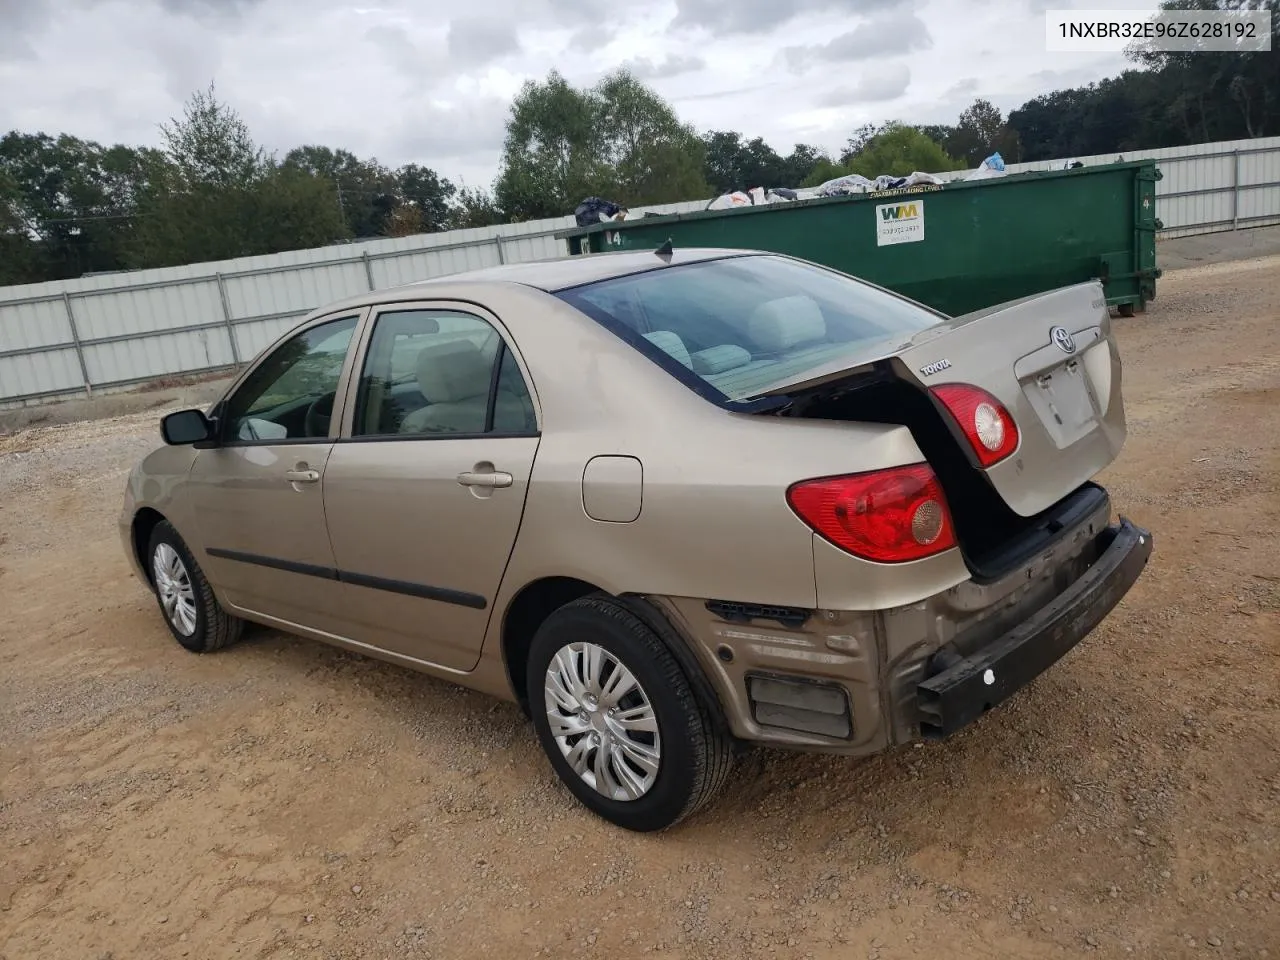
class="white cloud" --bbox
[0,0,1160,191]
[815,64,913,107]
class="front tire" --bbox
[526,595,732,832]
[147,520,243,653]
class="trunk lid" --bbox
[753,281,1127,518]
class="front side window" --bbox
[556,255,943,402]
[352,309,536,437]
[222,316,358,442]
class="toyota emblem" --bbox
[1050,326,1076,354]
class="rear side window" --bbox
[352,309,537,437]
[556,255,942,402]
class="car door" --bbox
[320,303,541,671]
[186,311,363,630]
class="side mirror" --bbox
[160,408,214,446]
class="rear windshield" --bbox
[556,255,943,402]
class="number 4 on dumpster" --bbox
[875,200,925,246]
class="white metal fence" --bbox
[2,135,1278,408]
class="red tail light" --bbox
[930,383,1019,466]
[786,464,957,563]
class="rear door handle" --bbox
[457,470,513,489]
[284,468,321,484]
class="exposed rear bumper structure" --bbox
[916,518,1153,740]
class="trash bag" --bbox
[574,196,625,227]
[816,173,875,197]
[706,191,753,210]
[964,152,1007,181]
[768,187,799,201]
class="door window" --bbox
[352,309,536,437]
[222,316,358,442]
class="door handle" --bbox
[284,468,320,484]
[457,470,513,489]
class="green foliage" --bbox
[841,123,965,180]
[495,68,711,220]
[282,145,395,237]
[1011,0,1279,158]
[450,187,506,229]
[3,12,1278,288]
[702,131,829,193]
[160,83,266,188]
[128,89,350,267]
[945,99,1022,166]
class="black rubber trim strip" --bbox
[339,570,487,609]
[916,518,1153,740]
[205,547,487,609]
[206,547,337,581]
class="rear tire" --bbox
[526,595,733,832]
[146,520,243,653]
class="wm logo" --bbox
[880,203,919,221]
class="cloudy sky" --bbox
[0,0,1163,189]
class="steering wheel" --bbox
[304,393,335,438]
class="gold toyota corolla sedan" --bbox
[120,248,1153,831]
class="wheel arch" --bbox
[131,506,169,585]
[501,576,602,716]
[499,578,729,735]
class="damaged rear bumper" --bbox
[916,518,1153,740]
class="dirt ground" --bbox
[2,257,1278,960]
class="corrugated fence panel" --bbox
[0,298,73,351]
[0,348,82,399]
[372,241,504,289]
[3,135,1280,408]
[84,327,236,385]
[234,314,308,358]
[73,279,225,340]
[500,232,567,264]
[224,259,370,320]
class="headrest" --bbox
[691,344,752,375]
[643,330,693,368]
[747,296,827,352]
[416,338,491,403]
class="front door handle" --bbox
[457,470,513,489]
[284,468,321,484]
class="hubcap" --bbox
[152,543,197,637]
[543,642,661,801]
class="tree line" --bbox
[2,0,1274,287]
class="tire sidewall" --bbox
[526,602,702,832]
[147,523,210,653]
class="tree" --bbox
[449,186,506,229]
[844,123,964,178]
[838,123,885,165]
[0,132,169,281]
[914,124,956,150]
[702,131,828,192]
[595,70,710,206]
[496,68,711,219]
[129,87,349,267]
[946,99,1021,166]
[283,145,395,237]
[159,82,265,188]
[0,167,42,285]
[495,70,611,221]
[394,163,457,233]
[1127,0,1279,139]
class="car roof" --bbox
[403,247,755,292]
[304,247,766,319]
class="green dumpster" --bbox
[558,160,1162,317]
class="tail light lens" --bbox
[930,383,1019,466]
[786,464,957,563]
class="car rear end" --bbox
[554,253,1153,754]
